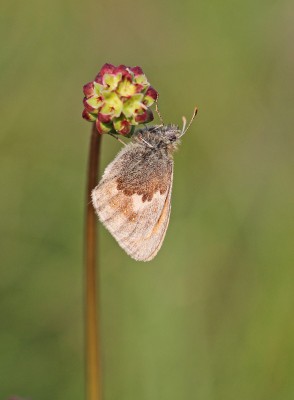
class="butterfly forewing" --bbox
[91,143,173,261]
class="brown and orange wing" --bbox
[91,143,173,261]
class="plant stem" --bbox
[85,123,102,400]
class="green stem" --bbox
[85,123,102,400]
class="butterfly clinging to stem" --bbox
[91,106,198,261]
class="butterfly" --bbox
[91,108,197,261]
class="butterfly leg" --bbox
[155,101,164,125]
[108,132,127,146]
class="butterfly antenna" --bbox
[181,116,187,134]
[180,106,198,137]
[156,101,164,126]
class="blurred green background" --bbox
[1,0,293,399]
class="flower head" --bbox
[82,63,158,135]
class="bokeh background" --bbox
[1,0,293,399]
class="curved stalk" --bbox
[85,123,102,400]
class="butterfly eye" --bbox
[169,135,177,142]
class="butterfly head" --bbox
[134,124,181,153]
[133,106,198,153]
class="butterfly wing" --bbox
[91,143,173,261]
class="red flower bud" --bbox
[96,119,112,134]
[130,66,144,76]
[98,63,116,76]
[135,109,154,123]
[117,120,131,135]
[82,109,96,122]
[134,83,145,93]
[94,75,103,84]
[83,96,102,112]
[95,63,116,83]
[83,97,95,112]
[83,82,94,97]
[97,113,112,123]
[145,86,158,102]
[115,65,132,81]
[113,117,133,135]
